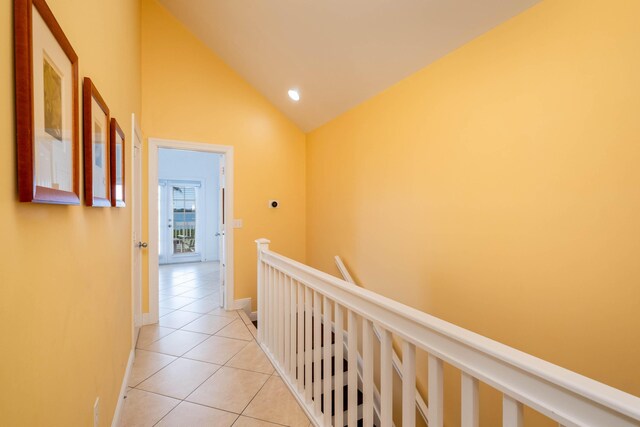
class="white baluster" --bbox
[290,278,297,378]
[363,319,374,427]
[305,286,313,404]
[263,266,268,347]
[268,266,274,352]
[278,271,284,364]
[402,341,416,427]
[461,372,479,427]
[380,327,393,427]
[272,268,278,354]
[281,273,286,365]
[261,263,268,345]
[255,239,270,343]
[314,291,322,417]
[273,270,279,360]
[297,281,305,393]
[428,354,444,427]
[334,303,344,427]
[347,311,358,427]
[284,275,291,375]
[503,395,523,427]
[323,296,333,426]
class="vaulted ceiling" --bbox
[158,0,541,132]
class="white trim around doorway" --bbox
[131,114,144,344]
[148,138,235,323]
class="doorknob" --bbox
[215,232,224,237]
[137,242,148,249]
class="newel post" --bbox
[255,238,270,343]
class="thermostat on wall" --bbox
[268,200,279,208]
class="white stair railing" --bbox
[256,238,640,427]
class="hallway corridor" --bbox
[120,262,311,426]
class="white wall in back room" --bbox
[159,148,221,261]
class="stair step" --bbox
[287,313,337,349]
[332,405,363,427]
[291,352,349,381]
[316,384,364,416]
[312,356,348,381]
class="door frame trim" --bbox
[148,138,235,322]
[130,113,143,347]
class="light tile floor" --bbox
[120,262,311,427]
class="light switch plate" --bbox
[232,219,243,228]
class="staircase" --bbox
[255,238,640,427]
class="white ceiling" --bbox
[158,0,541,132]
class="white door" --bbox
[131,114,144,343]
[217,162,225,308]
[158,180,202,265]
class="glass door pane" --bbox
[172,184,197,255]
[158,182,168,265]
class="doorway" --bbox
[148,139,235,324]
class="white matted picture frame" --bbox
[83,78,111,207]
[110,118,125,207]
[14,0,80,204]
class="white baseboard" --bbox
[111,349,135,427]
[234,298,252,315]
[142,312,158,325]
[134,313,143,328]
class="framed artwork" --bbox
[110,118,125,207]
[14,0,80,204]
[83,78,111,207]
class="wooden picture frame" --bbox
[110,118,125,207]
[14,0,80,204]
[83,78,111,207]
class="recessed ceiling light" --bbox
[288,89,300,102]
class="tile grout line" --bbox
[137,335,270,421]
[152,400,242,427]
[236,414,290,427]
[138,314,244,356]
[132,262,299,426]
[235,369,273,418]
[228,320,283,421]
[140,355,267,425]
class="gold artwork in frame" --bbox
[14,0,80,204]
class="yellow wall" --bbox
[141,0,306,311]
[307,1,640,425]
[2,0,638,424]
[0,0,140,425]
